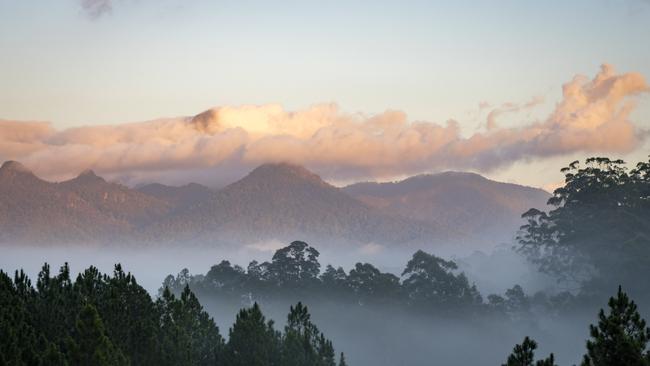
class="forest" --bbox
[0,263,347,366]
[1,156,650,365]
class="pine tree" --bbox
[224,303,278,366]
[156,285,223,366]
[70,304,127,366]
[338,352,348,366]
[581,286,650,366]
[282,302,319,366]
[503,337,555,366]
[317,333,336,366]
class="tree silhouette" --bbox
[581,286,650,366]
[269,241,321,287]
[402,250,482,309]
[224,303,279,366]
[502,336,555,366]
[518,156,650,294]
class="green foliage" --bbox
[68,304,127,366]
[502,337,555,366]
[269,241,321,287]
[0,270,41,365]
[0,263,344,366]
[224,303,279,366]
[581,286,650,366]
[347,263,400,304]
[166,242,483,315]
[402,250,482,309]
[503,287,650,366]
[518,157,650,293]
[282,302,335,366]
[156,286,223,366]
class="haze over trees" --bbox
[504,286,650,366]
[518,157,650,299]
[0,263,344,366]
[161,241,486,315]
[2,156,650,365]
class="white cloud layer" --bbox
[1,64,648,184]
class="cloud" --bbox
[80,0,113,19]
[0,64,648,185]
[484,95,545,130]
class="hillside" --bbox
[147,163,438,246]
[343,172,550,244]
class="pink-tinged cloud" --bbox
[0,64,647,185]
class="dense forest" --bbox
[0,264,346,366]
[2,156,650,365]
[164,157,650,311]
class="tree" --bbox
[205,260,246,293]
[347,263,400,304]
[1,263,306,366]
[320,265,347,289]
[224,303,279,366]
[581,286,650,366]
[316,333,336,366]
[504,285,530,313]
[502,337,555,366]
[268,241,321,287]
[157,285,223,366]
[401,250,481,309]
[338,352,348,366]
[99,264,160,366]
[35,263,80,347]
[282,302,319,366]
[282,302,337,366]
[0,270,41,366]
[69,304,127,366]
[518,157,650,293]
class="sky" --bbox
[1,0,649,189]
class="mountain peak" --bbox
[70,169,106,184]
[0,160,33,174]
[248,163,326,185]
[78,169,99,178]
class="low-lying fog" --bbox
[0,241,554,295]
[0,241,601,365]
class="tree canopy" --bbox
[0,263,343,366]
[517,157,650,295]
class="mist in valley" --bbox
[0,237,616,366]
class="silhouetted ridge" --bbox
[69,169,106,184]
[0,161,549,248]
[0,160,33,175]
[343,171,550,245]
[147,162,437,245]
[245,162,329,187]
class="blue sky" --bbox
[1,0,648,126]
[0,0,649,188]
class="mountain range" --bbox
[344,172,550,245]
[0,160,549,248]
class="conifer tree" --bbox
[224,302,279,366]
[69,304,127,366]
[338,352,348,366]
[502,337,555,366]
[581,286,650,366]
[282,302,320,366]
